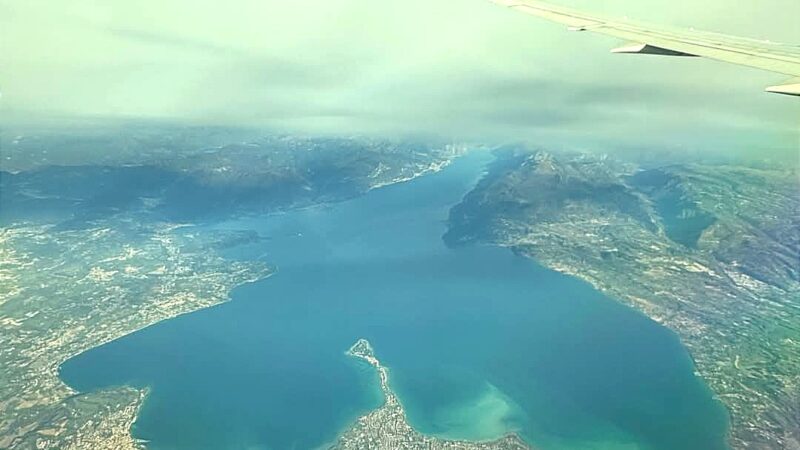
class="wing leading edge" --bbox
[491,0,800,96]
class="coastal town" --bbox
[330,339,530,450]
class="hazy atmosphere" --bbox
[3,3,800,450]
[1,0,799,154]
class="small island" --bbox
[329,339,530,450]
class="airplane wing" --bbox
[491,0,800,96]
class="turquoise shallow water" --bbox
[60,152,730,450]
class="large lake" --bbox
[60,151,730,450]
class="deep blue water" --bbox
[60,152,730,450]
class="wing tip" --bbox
[765,78,800,96]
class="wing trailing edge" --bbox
[491,0,800,97]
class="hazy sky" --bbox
[1,0,798,156]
